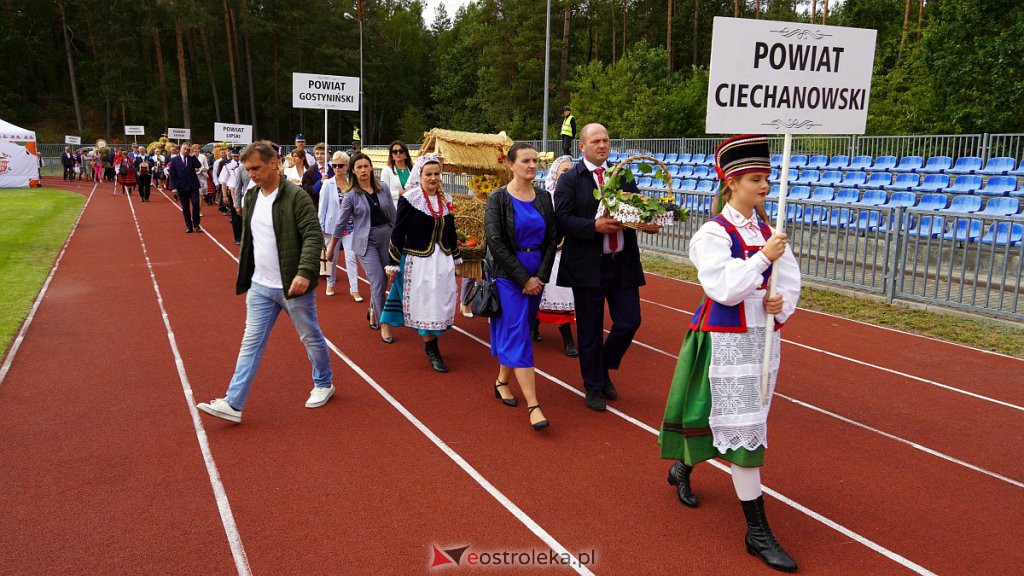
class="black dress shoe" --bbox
[585,389,606,411]
[667,461,698,508]
[601,375,619,400]
[494,381,517,407]
[194,225,204,232]
[528,405,549,430]
[185,228,193,233]
[742,496,798,573]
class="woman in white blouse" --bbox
[378,140,413,205]
[318,151,362,300]
[658,134,801,573]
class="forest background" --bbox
[4,0,1021,145]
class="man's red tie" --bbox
[595,167,619,251]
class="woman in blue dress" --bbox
[484,143,558,430]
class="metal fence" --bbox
[637,190,1023,319]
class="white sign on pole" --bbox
[214,122,253,144]
[292,73,359,111]
[125,125,145,136]
[167,128,191,140]
[706,17,877,135]
[65,135,81,145]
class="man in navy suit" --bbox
[168,141,203,233]
[554,123,645,412]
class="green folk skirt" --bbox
[658,329,765,467]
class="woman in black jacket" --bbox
[484,143,558,430]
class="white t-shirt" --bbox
[250,188,283,289]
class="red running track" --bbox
[1,177,1020,575]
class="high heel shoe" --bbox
[527,405,549,430]
[494,381,517,407]
[367,308,379,330]
[351,291,364,302]
[380,327,393,344]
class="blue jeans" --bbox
[225,282,333,409]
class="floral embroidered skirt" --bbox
[658,327,780,467]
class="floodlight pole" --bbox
[540,0,552,154]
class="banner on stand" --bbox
[65,135,81,145]
[167,128,191,140]
[214,123,253,144]
[292,73,359,111]
[125,125,145,136]
[706,17,876,135]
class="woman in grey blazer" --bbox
[327,153,397,343]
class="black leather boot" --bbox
[424,339,449,373]
[741,496,798,573]
[559,323,578,357]
[666,461,698,508]
[530,318,542,342]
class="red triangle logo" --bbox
[430,545,455,568]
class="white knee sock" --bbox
[731,464,763,501]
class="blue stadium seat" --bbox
[853,211,884,231]
[1012,186,1024,198]
[638,176,654,188]
[770,154,783,168]
[892,156,924,173]
[861,173,893,189]
[858,190,887,206]
[793,170,820,185]
[818,171,843,187]
[978,156,1016,175]
[885,173,920,191]
[789,155,809,168]
[981,222,1024,246]
[689,154,705,165]
[840,171,868,188]
[700,197,714,213]
[943,219,984,242]
[979,197,1020,217]
[652,178,669,190]
[768,185,780,199]
[671,177,684,190]
[848,155,873,171]
[883,192,917,208]
[878,214,914,233]
[768,168,780,183]
[680,179,698,191]
[865,155,898,172]
[805,155,829,170]
[667,165,681,176]
[789,186,812,200]
[826,208,855,227]
[1010,159,1024,177]
[811,187,835,202]
[919,156,953,173]
[678,165,694,178]
[696,180,716,193]
[908,215,947,237]
[912,174,951,193]
[701,155,716,166]
[939,195,983,214]
[800,205,829,224]
[947,175,983,194]
[693,166,711,180]
[948,156,983,174]
[664,153,679,164]
[825,155,850,170]
[977,176,1018,196]
[917,194,949,210]
[678,153,693,165]
[653,153,667,162]
[834,189,860,204]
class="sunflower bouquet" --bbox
[468,174,500,199]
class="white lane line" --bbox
[640,298,1024,413]
[449,326,938,576]
[125,194,252,576]
[625,330,1023,489]
[643,270,1024,362]
[159,192,593,576]
[1,183,97,387]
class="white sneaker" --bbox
[305,385,335,408]
[197,398,242,423]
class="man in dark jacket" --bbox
[197,140,334,424]
[168,142,203,233]
[61,147,75,181]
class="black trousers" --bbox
[571,254,642,391]
[138,181,151,201]
[562,136,573,157]
[63,166,74,181]
[179,188,201,229]
[228,195,242,242]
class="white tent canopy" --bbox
[0,117,39,188]
[0,118,36,142]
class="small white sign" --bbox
[214,122,253,144]
[706,17,877,135]
[125,125,145,136]
[65,135,81,145]
[292,72,359,111]
[167,128,191,140]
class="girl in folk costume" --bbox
[658,135,802,573]
[114,150,137,196]
[535,155,578,357]
[381,154,462,373]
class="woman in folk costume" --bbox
[534,154,578,357]
[658,134,802,573]
[381,153,462,373]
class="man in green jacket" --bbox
[198,140,335,424]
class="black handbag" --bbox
[464,261,502,317]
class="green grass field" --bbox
[0,188,85,356]
[642,254,1024,359]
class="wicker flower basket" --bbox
[451,195,487,278]
[602,154,680,233]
